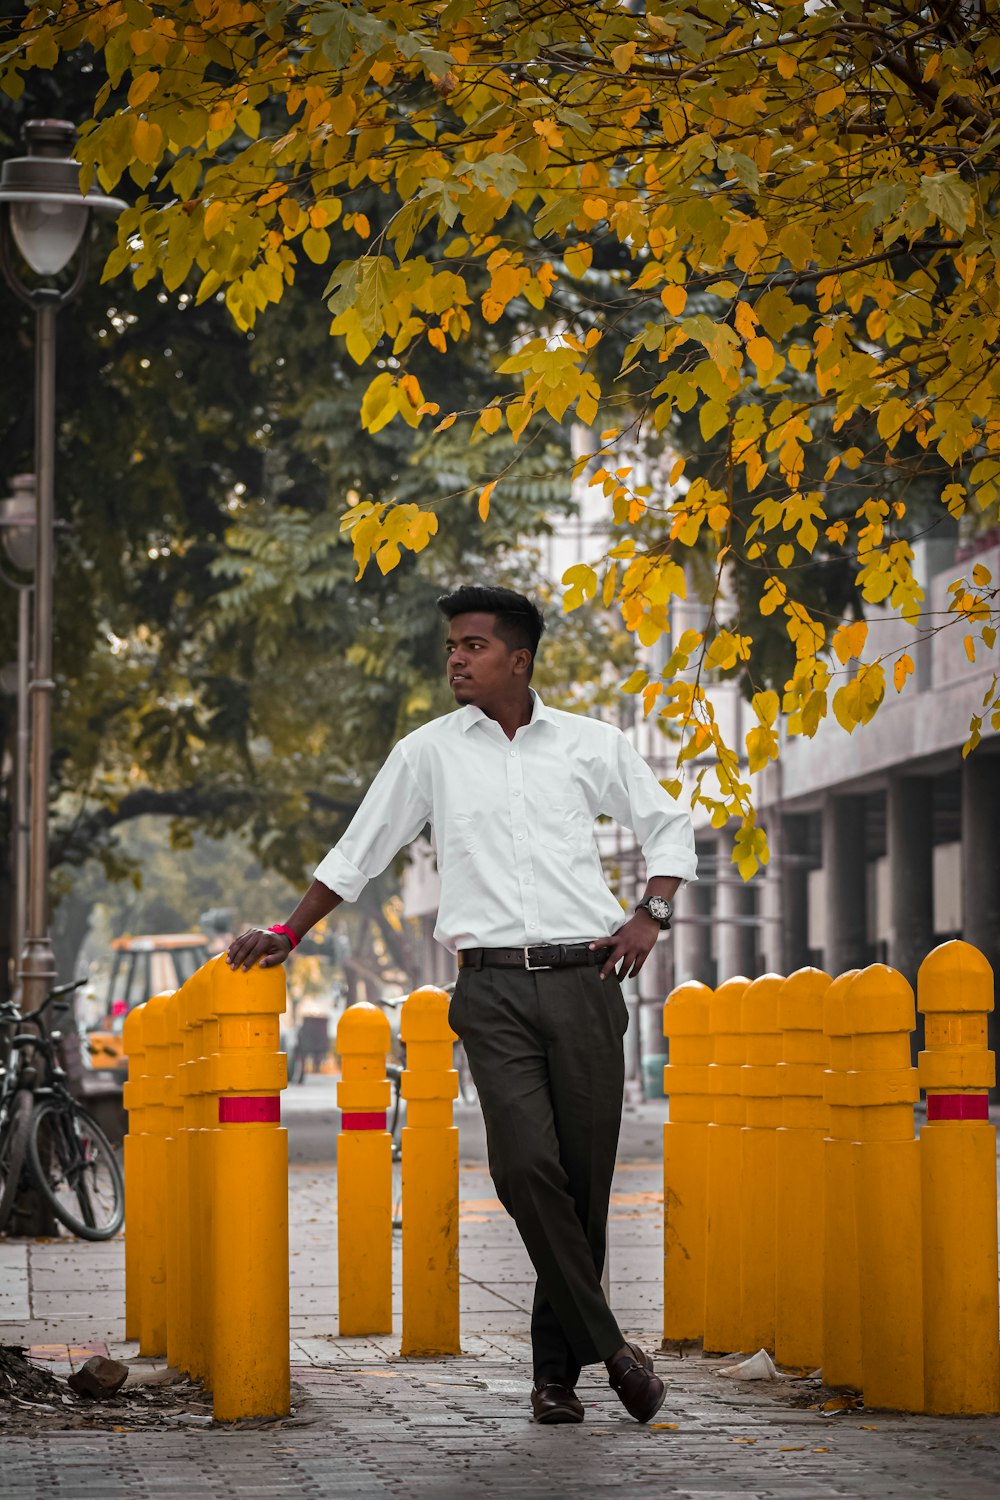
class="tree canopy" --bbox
[4,0,1000,876]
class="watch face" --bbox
[646,897,672,920]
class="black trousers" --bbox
[449,961,628,1384]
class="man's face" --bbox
[445,612,527,705]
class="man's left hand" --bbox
[589,911,660,981]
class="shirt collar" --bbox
[458,689,552,734]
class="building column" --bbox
[822,793,868,975]
[672,861,713,986]
[886,774,934,990]
[716,833,756,982]
[777,813,811,975]
[961,752,1000,1065]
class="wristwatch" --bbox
[635,896,672,930]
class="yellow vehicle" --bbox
[86,933,210,1074]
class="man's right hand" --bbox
[226,928,292,972]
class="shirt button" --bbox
[516,832,525,841]
[509,749,517,757]
[513,790,521,798]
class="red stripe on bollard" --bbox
[926,1094,989,1122]
[218,1096,281,1124]
[342,1112,387,1131]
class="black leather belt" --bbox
[458,943,612,972]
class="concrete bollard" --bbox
[121,1003,146,1343]
[847,965,923,1413]
[703,976,751,1355]
[162,992,185,1375]
[917,941,1000,1415]
[400,987,460,1357]
[193,967,221,1387]
[209,959,289,1421]
[661,980,713,1346]
[135,991,174,1357]
[821,968,862,1389]
[176,964,214,1383]
[738,973,784,1354]
[775,967,831,1371]
[336,1001,393,1337]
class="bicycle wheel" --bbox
[0,1089,33,1233]
[27,1100,124,1241]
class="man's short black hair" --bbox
[437,585,546,665]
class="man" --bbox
[228,584,697,1425]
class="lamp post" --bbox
[0,120,125,1016]
[0,473,36,980]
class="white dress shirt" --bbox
[313,691,697,953]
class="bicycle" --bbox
[372,981,476,1163]
[0,980,124,1241]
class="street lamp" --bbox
[0,120,125,1015]
[0,473,36,980]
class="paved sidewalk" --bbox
[1,1136,999,1497]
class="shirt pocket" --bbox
[535,796,591,853]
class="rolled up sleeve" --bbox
[601,732,698,882]
[313,743,431,902]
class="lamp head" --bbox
[0,119,126,277]
[0,473,36,573]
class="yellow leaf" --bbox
[972,563,993,587]
[660,285,687,316]
[353,213,371,238]
[746,336,774,371]
[434,412,457,431]
[734,301,758,339]
[301,227,331,263]
[832,620,868,665]
[893,654,914,692]
[775,53,797,79]
[777,543,794,568]
[127,72,159,108]
[203,200,230,239]
[814,84,846,115]
[964,635,976,663]
[611,41,636,73]
[132,118,162,165]
[669,457,685,485]
[478,481,495,521]
[564,243,592,279]
[622,670,648,693]
[480,406,502,434]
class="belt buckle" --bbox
[523,945,553,971]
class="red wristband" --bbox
[268,923,299,950]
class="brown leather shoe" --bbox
[530,1381,585,1424]
[607,1342,666,1424]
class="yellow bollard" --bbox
[121,1004,147,1343]
[821,968,862,1389]
[335,1002,394,1336]
[774,967,831,1371]
[703,975,751,1355]
[400,987,460,1356]
[192,968,221,1388]
[209,959,289,1421]
[662,980,713,1346]
[136,992,173,1357]
[917,940,1000,1415]
[738,973,784,1354]
[162,992,185,1375]
[847,964,923,1413]
[175,965,214,1381]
